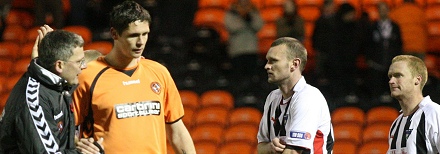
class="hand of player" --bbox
[76,137,104,154]
[31,25,54,58]
[270,137,285,153]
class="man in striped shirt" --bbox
[387,55,440,153]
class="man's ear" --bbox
[293,58,301,69]
[110,28,118,40]
[54,60,64,74]
[415,75,422,85]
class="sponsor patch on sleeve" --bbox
[290,131,311,140]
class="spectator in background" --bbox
[0,0,11,41]
[332,3,361,103]
[224,0,264,97]
[390,0,427,60]
[275,0,305,42]
[34,0,64,29]
[366,2,402,103]
[312,0,337,88]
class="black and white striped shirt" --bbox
[388,96,440,154]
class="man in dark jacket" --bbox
[366,2,402,103]
[0,26,102,153]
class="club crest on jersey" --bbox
[290,131,311,140]
[57,121,64,132]
[405,129,413,139]
[151,82,161,94]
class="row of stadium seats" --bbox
[332,106,400,153]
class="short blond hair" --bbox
[391,55,428,90]
[270,37,308,72]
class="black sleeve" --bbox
[15,95,79,153]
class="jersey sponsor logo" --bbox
[122,79,141,86]
[115,101,161,119]
[151,82,161,94]
[290,131,311,140]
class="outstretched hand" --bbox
[31,25,54,58]
[76,137,104,154]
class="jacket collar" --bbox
[28,58,69,92]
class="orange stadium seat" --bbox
[200,90,234,109]
[2,25,26,44]
[0,42,19,60]
[20,11,34,29]
[228,107,262,126]
[6,10,23,26]
[194,142,217,154]
[6,74,22,92]
[12,58,31,76]
[19,43,35,59]
[427,36,440,52]
[362,123,390,144]
[0,76,7,95]
[305,21,315,38]
[332,141,358,154]
[260,7,284,23]
[84,41,113,55]
[366,106,399,126]
[193,8,225,28]
[251,0,264,10]
[0,93,10,112]
[193,106,229,127]
[425,6,440,21]
[223,124,259,145]
[331,106,365,126]
[264,0,286,8]
[425,54,440,78]
[297,0,324,7]
[63,25,93,44]
[182,107,196,130]
[427,0,440,5]
[198,0,231,10]
[257,23,277,40]
[333,123,363,145]
[191,124,224,145]
[0,59,13,77]
[259,38,275,56]
[26,26,42,44]
[6,9,34,28]
[193,8,229,42]
[298,6,321,22]
[428,22,440,37]
[179,90,200,110]
[218,142,253,154]
[11,0,34,9]
[358,141,389,154]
